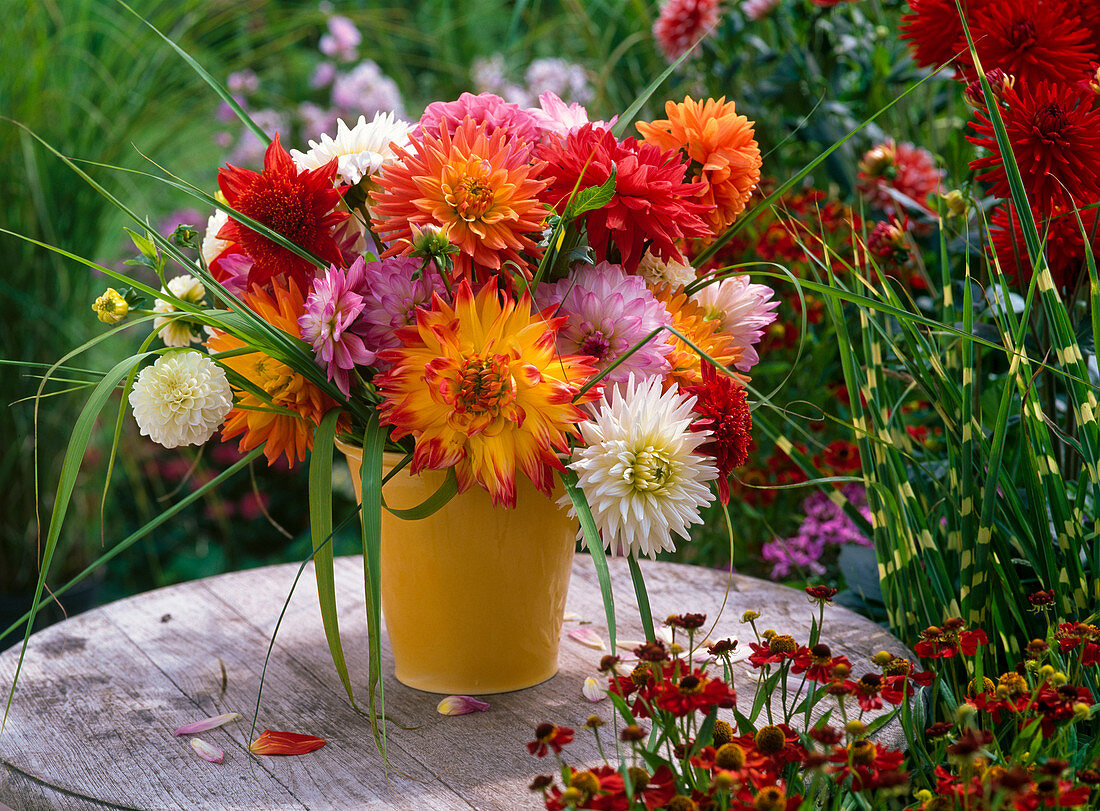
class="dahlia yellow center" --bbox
[451,175,495,221]
[620,445,674,492]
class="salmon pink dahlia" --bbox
[968,82,1100,213]
[217,136,349,292]
[637,96,763,233]
[538,125,712,273]
[376,281,599,508]
[371,118,548,287]
[653,0,721,62]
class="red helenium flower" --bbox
[967,82,1100,214]
[537,124,712,273]
[217,135,348,292]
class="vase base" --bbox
[394,665,560,696]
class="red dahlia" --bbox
[968,82,1100,213]
[217,135,348,292]
[683,362,753,505]
[967,0,1098,87]
[899,0,989,74]
[989,201,1100,294]
[537,124,712,273]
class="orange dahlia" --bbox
[206,282,340,467]
[375,281,599,508]
[637,97,762,234]
[652,284,744,388]
[370,118,548,288]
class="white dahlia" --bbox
[153,275,207,348]
[291,112,412,185]
[201,209,231,267]
[129,351,233,448]
[636,248,696,288]
[566,374,717,559]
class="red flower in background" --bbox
[683,363,753,504]
[989,201,1100,294]
[967,82,1100,213]
[653,0,721,62]
[538,124,712,273]
[899,0,985,72]
[217,135,348,292]
[967,0,1097,88]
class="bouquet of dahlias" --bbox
[13,76,778,718]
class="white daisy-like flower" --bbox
[692,275,779,372]
[566,374,717,559]
[636,249,696,288]
[153,275,207,347]
[291,112,412,185]
[201,209,230,267]
[129,351,233,448]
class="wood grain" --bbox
[0,555,913,810]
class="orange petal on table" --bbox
[249,730,327,756]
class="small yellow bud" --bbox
[741,610,760,623]
[915,789,933,803]
[955,703,978,724]
[1039,664,1055,680]
[941,190,967,218]
[845,719,867,738]
[1051,671,1067,686]
[872,650,894,667]
[669,643,684,656]
[92,288,129,324]
[1073,702,1091,721]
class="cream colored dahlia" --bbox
[201,209,231,267]
[153,275,207,347]
[129,351,233,448]
[636,249,696,288]
[291,112,412,185]
[566,374,717,558]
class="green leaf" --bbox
[381,469,458,519]
[562,470,617,654]
[359,414,389,759]
[626,556,655,643]
[564,167,617,219]
[309,408,358,708]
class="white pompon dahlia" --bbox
[129,351,233,448]
[566,374,717,559]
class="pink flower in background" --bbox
[299,257,376,397]
[857,139,944,216]
[419,92,543,143]
[653,0,722,62]
[331,61,405,119]
[534,261,673,388]
[692,275,779,372]
[319,15,361,62]
[741,0,781,19]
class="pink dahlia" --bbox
[857,139,944,216]
[533,261,673,387]
[691,275,779,373]
[741,0,781,20]
[537,124,712,273]
[528,91,616,140]
[653,0,722,62]
[299,256,376,397]
[357,255,448,364]
[418,92,543,143]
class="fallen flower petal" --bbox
[189,738,224,763]
[562,612,582,622]
[173,712,242,737]
[582,677,606,702]
[249,730,327,756]
[568,627,606,649]
[437,695,490,715]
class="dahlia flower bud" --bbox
[965,69,1015,110]
[92,288,129,324]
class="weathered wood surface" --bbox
[0,555,913,810]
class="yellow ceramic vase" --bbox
[338,443,577,694]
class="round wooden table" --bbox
[0,555,911,810]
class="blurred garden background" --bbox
[2,0,1095,639]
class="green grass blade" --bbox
[562,469,617,654]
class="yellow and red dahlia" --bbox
[206,282,340,467]
[637,97,762,234]
[652,284,744,389]
[375,281,599,507]
[370,118,548,287]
